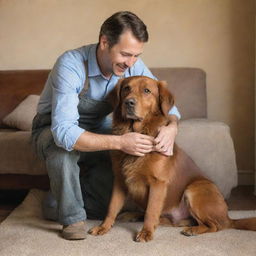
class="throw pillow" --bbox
[3,95,40,131]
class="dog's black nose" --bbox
[125,98,136,108]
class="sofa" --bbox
[0,68,238,198]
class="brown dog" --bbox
[89,76,256,242]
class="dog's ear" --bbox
[158,80,175,117]
[106,78,124,110]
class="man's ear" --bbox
[99,34,109,50]
[106,78,124,110]
[158,80,175,117]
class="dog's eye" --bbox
[123,86,130,92]
[144,88,151,94]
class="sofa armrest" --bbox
[176,119,238,199]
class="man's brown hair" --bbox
[99,11,149,48]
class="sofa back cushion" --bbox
[150,67,207,120]
[0,67,207,128]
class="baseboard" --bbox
[238,170,255,186]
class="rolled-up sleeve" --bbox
[50,55,85,151]
[168,105,181,119]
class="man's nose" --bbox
[125,56,136,68]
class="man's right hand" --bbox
[119,132,154,156]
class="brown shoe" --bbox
[62,221,86,240]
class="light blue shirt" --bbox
[37,44,181,151]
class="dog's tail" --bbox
[230,217,256,231]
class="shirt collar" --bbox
[87,44,102,77]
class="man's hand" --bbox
[120,132,154,157]
[154,122,178,156]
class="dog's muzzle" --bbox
[124,98,136,114]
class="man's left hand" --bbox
[153,121,178,156]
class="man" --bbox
[32,11,180,240]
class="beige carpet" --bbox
[0,190,256,256]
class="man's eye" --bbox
[144,88,151,94]
[121,53,129,57]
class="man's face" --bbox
[100,30,144,77]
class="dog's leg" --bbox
[89,177,126,236]
[180,179,230,236]
[135,181,167,242]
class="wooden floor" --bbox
[0,186,255,223]
[226,185,256,210]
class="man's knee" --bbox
[33,127,55,160]
[34,127,80,176]
[45,144,80,175]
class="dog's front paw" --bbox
[135,229,153,242]
[88,226,110,236]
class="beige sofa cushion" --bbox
[0,119,237,198]
[0,130,46,175]
[176,119,238,198]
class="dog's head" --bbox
[108,76,174,121]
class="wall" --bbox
[0,0,255,179]
[255,0,256,193]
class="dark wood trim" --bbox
[0,174,49,190]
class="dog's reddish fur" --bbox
[89,76,256,242]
